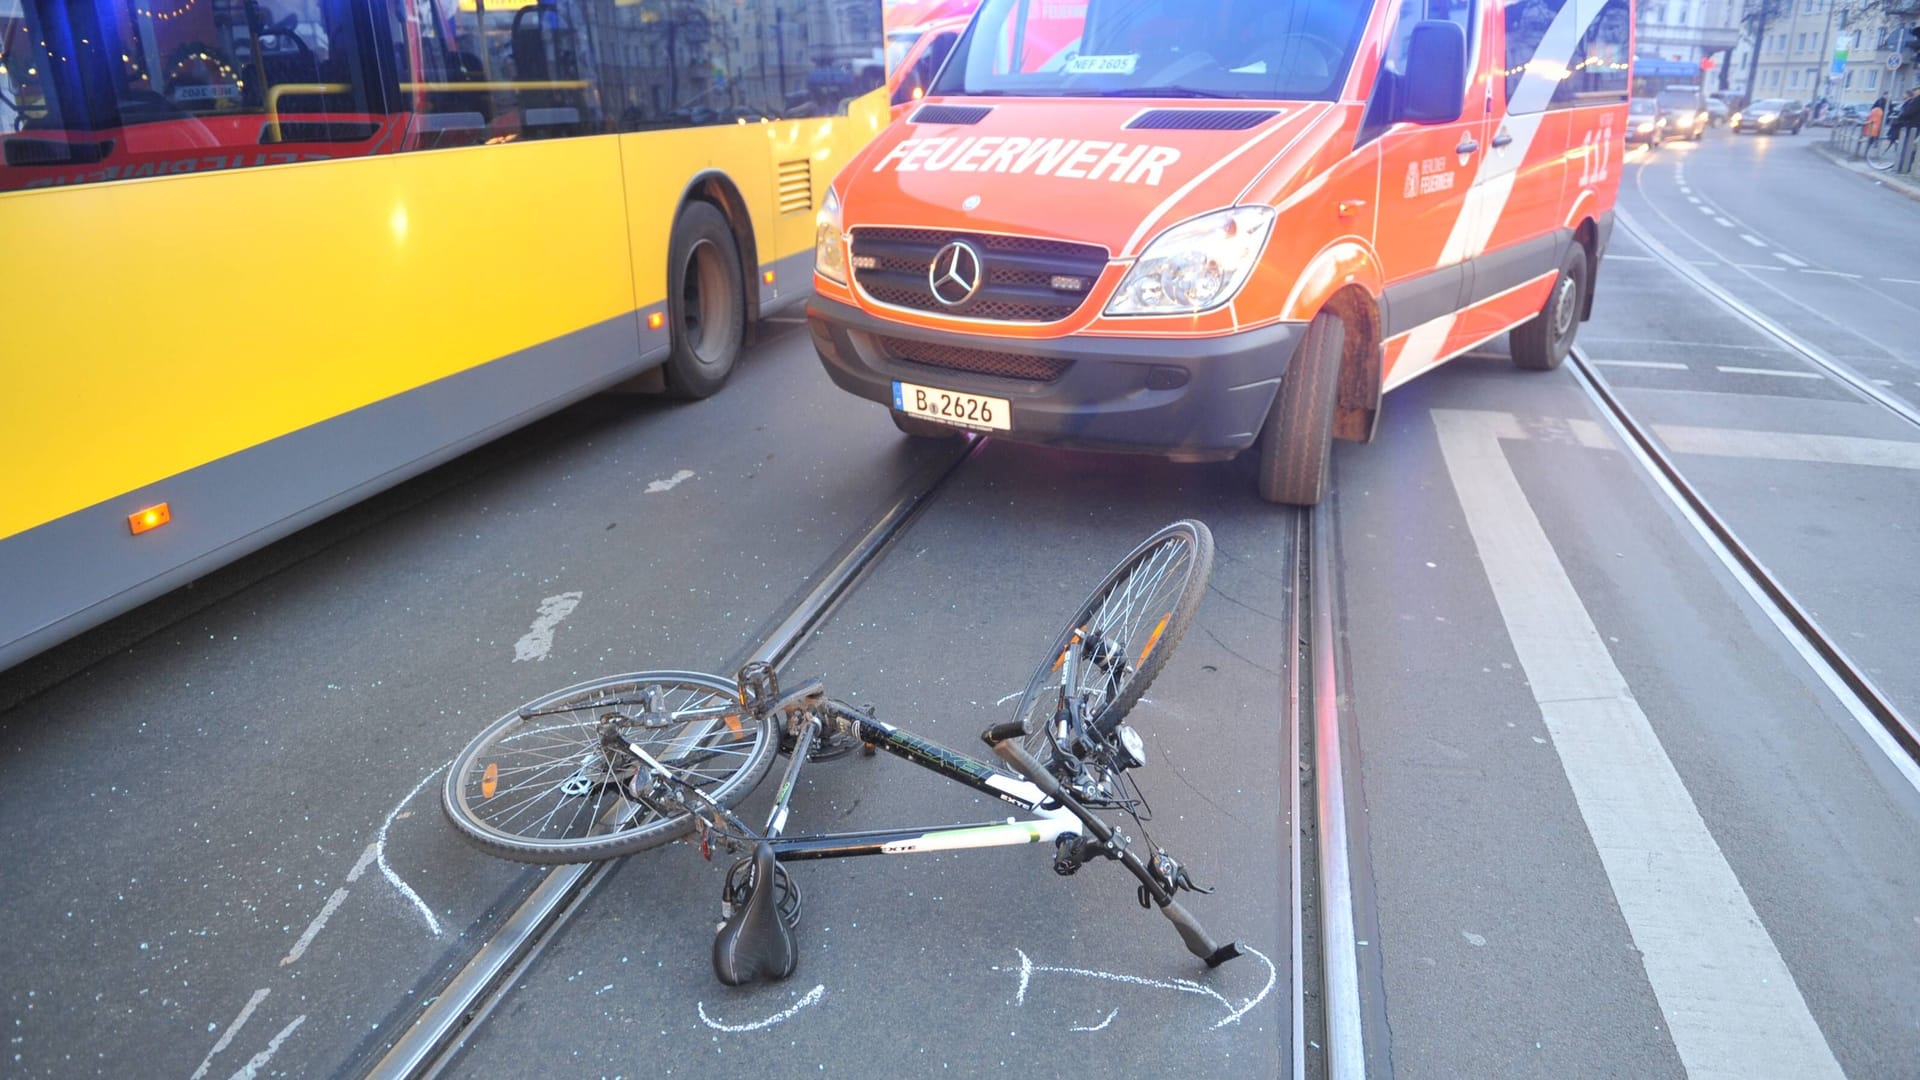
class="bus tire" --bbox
[663,202,747,399]
[1256,310,1344,507]
[1510,241,1588,372]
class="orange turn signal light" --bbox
[763,271,776,285]
[128,502,171,535]
[647,312,666,330]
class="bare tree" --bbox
[1739,0,1795,97]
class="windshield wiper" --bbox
[1097,86,1244,99]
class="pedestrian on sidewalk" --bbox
[1891,88,1920,139]
[1864,95,1887,150]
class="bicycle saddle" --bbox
[712,842,798,986]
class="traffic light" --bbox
[1700,56,1716,73]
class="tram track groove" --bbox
[356,435,982,1080]
[1291,501,1367,1080]
[1568,348,1920,784]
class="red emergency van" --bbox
[810,0,1631,504]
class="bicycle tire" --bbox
[1866,140,1895,171]
[442,671,777,864]
[1008,520,1215,762]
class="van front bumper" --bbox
[808,296,1301,462]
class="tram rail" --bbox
[358,436,982,1079]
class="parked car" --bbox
[1656,87,1709,139]
[1732,98,1807,134]
[1704,97,1730,126]
[1627,97,1670,148]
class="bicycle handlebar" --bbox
[987,731,1241,969]
[980,721,1029,745]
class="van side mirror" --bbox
[1402,20,1468,124]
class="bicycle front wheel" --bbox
[442,671,777,864]
[1009,520,1214,759]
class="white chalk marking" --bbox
[226,1014,305,1080]
[280,887,350,966]
[1008,945,1276,1030]
[1771,251,1808,268]
[1713,217,1734,228]
[1739,233,1766,247]
[190,988,269,1080]
[994,690,1024,707]
[1882,278,1920,286]
[378,762,449,936]
[345,841,379,883]
[1072,1008,1120,1033]
[1592,359,1688,371]
[513,591,584,663]
[1653,425,1920,471]
[1799,269,1860,278]
[1433,409,1845,1080]
[697,984,825,1032]
[645,468,696,494]
[1684,194,1699,203]
[1695,204,1715,214]
[1715,365,1823,379]
[1604,254,1654,262]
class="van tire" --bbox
[663,202,747,399]
[1510,242,1588,372]
[890,409,963,440]
[1256,311,1345,507]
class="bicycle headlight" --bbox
[815,186,848,285]
[1106,207,1275,317]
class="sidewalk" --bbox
[1810,134,1920,205]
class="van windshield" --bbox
[931,0,1373,102]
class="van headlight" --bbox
[1106,207,1275,316]
[815,186,848,285]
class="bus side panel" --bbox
[0,136,638,543]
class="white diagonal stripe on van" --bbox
[1442,0,1611,267]
[1123,110,1318,257]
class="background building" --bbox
[1728,0,1919,106]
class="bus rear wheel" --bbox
[663,202,747,399]
[1256,310,1344,507]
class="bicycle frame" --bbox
[752,700,1080,862]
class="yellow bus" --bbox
[0,0,888,669]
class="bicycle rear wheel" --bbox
[1009,520,1214,760]
[442,671,777,864]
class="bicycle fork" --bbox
[982,722,1242,969]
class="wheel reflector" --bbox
[1141,614,1171,664]
[481,762,498,799]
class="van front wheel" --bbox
[1510,243,1588,372]
[1256,310,1345,507]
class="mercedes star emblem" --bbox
[928,240,985,308]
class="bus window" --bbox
[589,0,884,132]
[1,0,386,191]
[385,0,602,147]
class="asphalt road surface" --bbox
[4,131,1918,1080]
